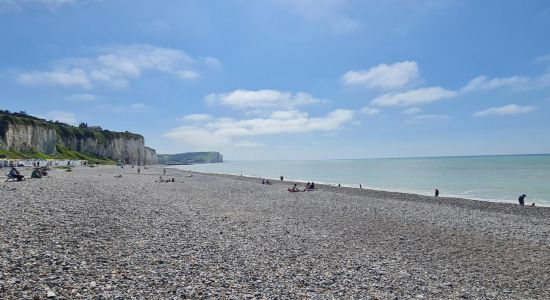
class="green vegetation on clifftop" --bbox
[0,145,115,164]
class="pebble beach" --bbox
[1,165,549,299]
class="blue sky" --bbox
[0,0,549,160]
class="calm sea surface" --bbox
[175,155,550,207]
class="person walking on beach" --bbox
[137,167,141,174]
[163,168,166,175]
[280,176,284,181]
[518,194,526,206]
[435,189,439,197]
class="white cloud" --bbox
[413,114,449,121]
[36,0,75,8]
[165,109,354,148]
[18,68,91,88]
[163,126,232,148]
[276,0,363,34]
[536,53,550,65]
[66,93,96,102]
[342,61,419,90]
[404,114,449,124]
[206,89,325,111]
[204,57,222,69]
[371,87,457,107]
[472,104,535,117]
[402,107,421,115]
[94,102,149,113]
[0,0,78,11]
[181,114,212,122]
[41,110,77,124]
[175,70,200,80]
[234,140,264,148]
[360,106,380,115]
[129,102,146,109]
[206,109,354,137]
[17,44,219,88]
[461,75,529,92]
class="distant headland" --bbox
[158,152,223,165]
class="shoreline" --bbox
[169,166,550,209]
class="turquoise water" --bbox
[175,155,550,207]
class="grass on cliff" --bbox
[0,145,115,164]
[51,145,116,164]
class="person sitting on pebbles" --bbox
[288,184,301,192]
[304,182,315,191]
[9,167,25,181]
[31,168,42,179]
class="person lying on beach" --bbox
[157,177,175,183]
[288,184,302,192]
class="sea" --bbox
[174,154,550,207]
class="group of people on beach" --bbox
[288,182,316,192]
[158,176,175,183]
[31,167,48,178]
[6,166,49,181]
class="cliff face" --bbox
[0,114,158,165]
[144,147,159,165]
[59,135,157,165]
[1,124,57,154]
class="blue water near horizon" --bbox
[174,154,550,207]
